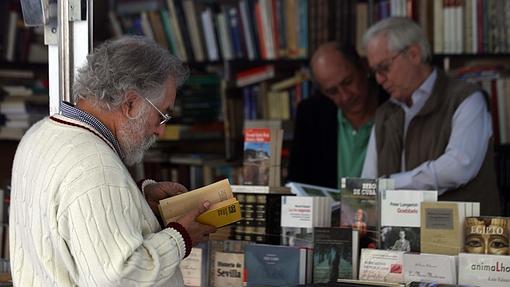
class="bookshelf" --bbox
[2,0,510,286]
[102,0,510,206]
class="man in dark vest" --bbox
[361,17,501,215]
[287,43,385,188]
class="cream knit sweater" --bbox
[10,115,186,286]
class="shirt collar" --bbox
[60,102,124,158]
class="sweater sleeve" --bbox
[58,184,186,287]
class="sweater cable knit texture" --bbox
[10,115,187,286]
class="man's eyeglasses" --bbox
[371,47,408,77]
[142,96,172,125]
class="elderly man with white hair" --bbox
[361,17,500,216]
[10,36,216,286]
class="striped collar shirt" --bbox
[60,101,124,158]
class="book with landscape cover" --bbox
[242,126,283,186]
[158,178,241,227]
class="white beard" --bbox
[118,116,157,166]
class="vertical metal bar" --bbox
[88,0,93,52]
[58,0,73,103]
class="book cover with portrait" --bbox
[380,189,437,252]
[339,177,394,231]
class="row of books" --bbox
[239,67,311,121]
[178,233,510,286]
[154,176,509,285]
[357,0,510,55]
[452,64,510,145]
[0,1,47,63]
[110,0,309,62]
[110,0,510,65]
[0,84,48,140]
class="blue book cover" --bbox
[245,244,306,286]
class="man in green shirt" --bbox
[288,43,386,188]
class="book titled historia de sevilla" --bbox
[159,179,241,227]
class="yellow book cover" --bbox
[196,198,241,228]
[420,202,461,255]
[159,179,233,225]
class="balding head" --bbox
[311,42,363,79]
[309,43,370,117]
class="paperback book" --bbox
[208,240,253,287]
[312,227,357,283]
[242,125,283,186]
[358,249,405,284]
[403,253,458,285]
[159,179,241,227]
[380,189,437,252]
[340,178,394,231]
[458,253,510,287]
[244,244,311,286]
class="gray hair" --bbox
[73,36,189,111]
[363,17,431,63]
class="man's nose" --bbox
[336,87,351,103]
[155,124,165,138]
[375,72,386,84]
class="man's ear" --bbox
[121,90,142,119]
[407,44,422,65]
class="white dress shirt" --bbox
[361,69,492,195]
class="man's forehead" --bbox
[367,36,391,62]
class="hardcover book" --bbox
[420,201,480,255]
[464,216,510,255]
[380,190,437,252]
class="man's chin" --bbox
[123,152,145,167]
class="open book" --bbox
[158,179,241,228]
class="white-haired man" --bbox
[10,36,216,286]
[361,17,500,215]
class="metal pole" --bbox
[58,0,73,103]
